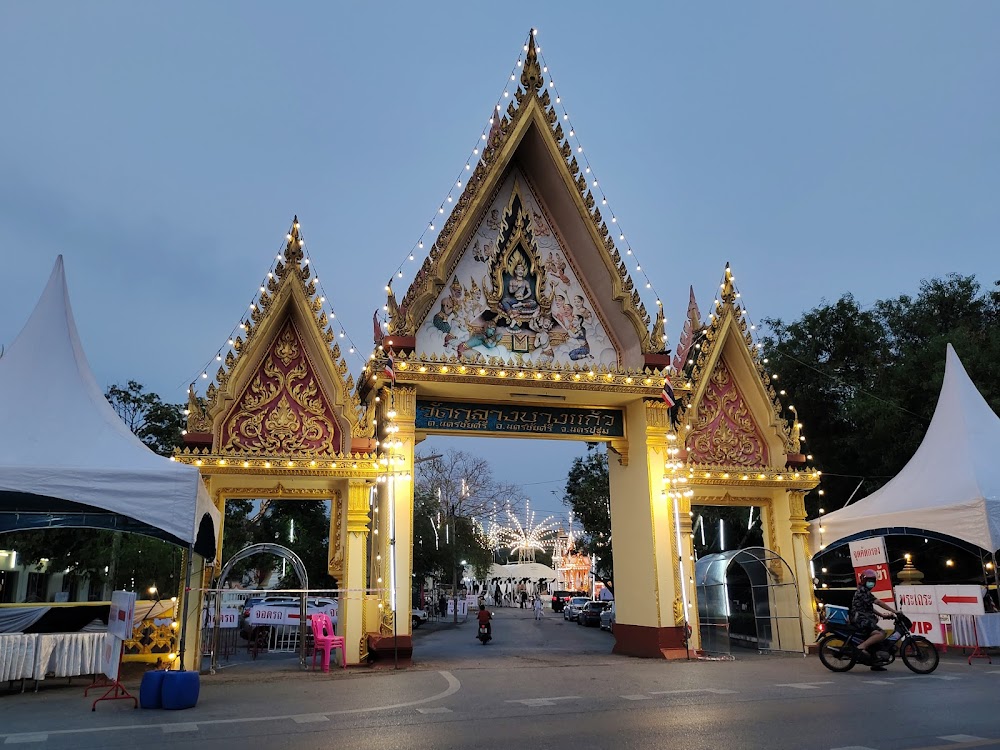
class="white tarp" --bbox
[0,257,219,555]
[814,344,1000,553]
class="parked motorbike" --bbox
[818,612,939,674]
[477,623,492,645]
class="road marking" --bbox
[162,724,198,733]
[830,746,878,750]
[939,737,989,743]
[621,695,652,701]
[0,670,462,742]
[862,679,893,685]
[649,688,737,696]
[416,707,453,714]
[775,682,833,690]
[292,715,329,724]
[505,696,580,707]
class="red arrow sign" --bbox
[942,595,978,605]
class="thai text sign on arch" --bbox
[848,537,895,626]
[416,400,624,440]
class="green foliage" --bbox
[105,380,186,457]
[412,489,494,586]
[219,499,336,590]
[561,444,613,592]
[763,275,1000,518]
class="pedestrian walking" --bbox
[532,595,543,621]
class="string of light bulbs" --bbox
[182,219,369,396]
[378,29,668,347]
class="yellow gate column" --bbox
[341,479,371,665]
[610,399,688,658]
[772,490,818,647]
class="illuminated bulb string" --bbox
[536,42,665,316]
[381,29,667,346]
[382,31,533,294]
[182,219,368,396]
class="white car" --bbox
[599,601,616,632]
[563,597,591,621]
[412,608,429,629]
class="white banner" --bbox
[446,600,468,617]
[895,585,984,616]
[848,537,894,626]
[101,635,123,681]
[205,607,240,629]
[906,613,946,644]
[107,591,136,641]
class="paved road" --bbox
[2,607,998,749]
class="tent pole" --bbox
[178,543,195,671]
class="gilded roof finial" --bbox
[386,281,401,334]
[720,263,737,305]
[284,215,304,266]
[650,306,668,354]
[788,405,802,452]
[520,29,543,94]
[185,383,210,433]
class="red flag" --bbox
[661,376,676,408]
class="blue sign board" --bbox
[415,400,624,439]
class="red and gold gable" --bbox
[220,320,342,456]
[686,360,768,467]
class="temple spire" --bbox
[520,28,543,93]
[720,263,737,305]
[284,215,304,266]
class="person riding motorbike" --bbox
[477,604,492,639]
[851,568,899,671]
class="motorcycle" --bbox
[477,623,492,645]
[818,612,939,674]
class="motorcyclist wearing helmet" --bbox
[851,568,899,670]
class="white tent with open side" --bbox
[813,344,1000,555]
[0,257,219,558]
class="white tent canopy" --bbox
[813,344,1000,554]
[0,257,219,557]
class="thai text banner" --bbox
[416,400,625,439]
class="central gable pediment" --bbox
[391,38,655,370]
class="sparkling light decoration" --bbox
[501,503,557,564]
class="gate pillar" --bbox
[770,490,818,643]
[610,399,691,658]
[341,479,372,665]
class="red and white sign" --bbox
[249,602,338,627]
[895,585,984,617]
[906,613,946,644]
[205,607,240,628]
[848,537,895,624]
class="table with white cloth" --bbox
[32,632,104,683]
[953,614,1000,648]
[0,633,37,683]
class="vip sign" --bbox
[848,537,895,626]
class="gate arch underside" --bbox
[696,546,805,655]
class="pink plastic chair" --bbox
[310,612,346,671]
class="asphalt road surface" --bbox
[2,606,998,749]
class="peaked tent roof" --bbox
[814,344,1000,553]
[0,257,219,557]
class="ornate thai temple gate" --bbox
[175,221,382,666]
[361,35,820,658]
[176,32,820,663]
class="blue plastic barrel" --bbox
[160,670,200,710]
[139,670,166,709]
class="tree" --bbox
[414,449,516,617]
[3,382,187,599]
[562,444,614,593]
[762,275,1000,520]
[219,499,336,591]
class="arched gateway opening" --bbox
[175,32,820,664]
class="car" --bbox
[577,600,609,627]
[412,608,429,629]
[551,590,585,613]
[563,596,591,621]
[599,601,616,632]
